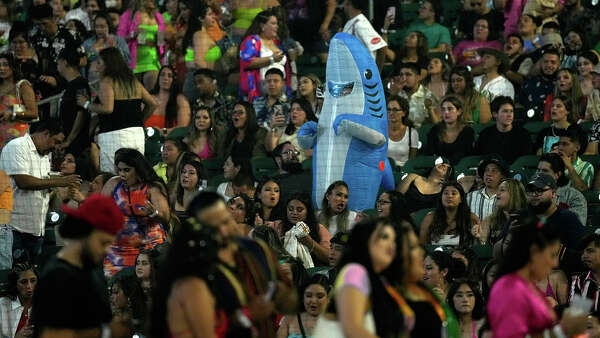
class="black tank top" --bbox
[404,180,440,213]
[99,98,144,133]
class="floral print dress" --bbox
[0,94,28,151]
[103,180,167,277]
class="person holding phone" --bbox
[101,148,170,278]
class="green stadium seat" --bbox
[510,155,541,173]
[523,121,551,143]
[0,269,9,293]
[307,266,330,277]
[454,155,482,178]
[472,244,494,267]
[251,156,278,181]
[362,208,378,218]
[201,158,224,179]
[207,174,227,190]
[411,208,434,233]
[472,122,495,140]
[403,156,436,176]
[167,126,189,139]
[418,123,435,150]
[301,159,312,171]
[144,127,164,166]
[581,155,600,171]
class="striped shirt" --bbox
[466,187,497,221]
[569,271,600,316]
[567,157,594,189]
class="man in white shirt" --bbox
[342,0,387,72]
[466,156,508,221]
[0,120,81,264]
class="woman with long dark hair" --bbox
[447,279,485,338]
[149,220,220,338]
[227,193,256,236]
[146,65,190,131]
[277,274,330,338]
[218,101,267,160]
[397,156,454,213]
[317,181,357,236]
[279,192,331,266]
[543,69,586,123]
[254,178,284,227]
[420,181,479,247]
[109,275,147,334]
[182,105,218,159]
[172,160,207,219]
[488,212,588,337]
[83,11,131,66]
[134,248,159,299]
[265,97,317,162]
[452,17,502,68]
[0,53,39,150]
[101,148,169,277]
[76,47,157,173]
[117,0,166,90]
[0,263,37,338]
[313,218,405,337]
[386,30,429,78]
[445,65,491,124]
[239,8,291,102]
[296,73,323,117]
[424,95,475,165]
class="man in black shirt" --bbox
[476,96,531,164]
[525,173,586,275]
[57,48,90,156]
[30,4,84,98]
[31,194,130,338]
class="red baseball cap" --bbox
[62,194,124,235]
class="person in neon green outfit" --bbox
[117,0,166,90]
[231,0,279,41]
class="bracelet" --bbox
[101,324,111,338]
[309,239,315,253]
[269,55,275,65]
[11,110,15,120]
[552,324,567,338]
[381,28,389,34]
[149,209,159,218]
[84,101,90,110]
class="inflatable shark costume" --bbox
[298,32,394,211]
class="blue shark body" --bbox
[298,32,394,211]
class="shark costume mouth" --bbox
[328,80,355,97]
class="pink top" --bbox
[197,140,214,159]
[117,9,165,70]
[503,0,526,39]
[334,263,370,296]
[452,40,503,67]
[488,272,556,338]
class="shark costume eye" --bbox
[364,69,372,80]
[328,80,355,97]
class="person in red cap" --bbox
[30,194,131,338]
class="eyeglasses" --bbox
[281,150,300,156]
[526,188,551,196]
[376,199,392,205]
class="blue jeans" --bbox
[0,225,12,269]
[12,231,43,264]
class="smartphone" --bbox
[386,7,396,23]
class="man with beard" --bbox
[569,233,600,317]
[273,142,312,207]
[526,173,585,275]
[0,120,81,265]
[187,192,297,338]
[30,194,131,338]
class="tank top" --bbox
[99,98,144,133]
[404,180,440,213]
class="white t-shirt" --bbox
[343,14,387,61]
[387,127,419,166]
[473,75,515,102]
[317,210,357,236]
[259,43,287,82]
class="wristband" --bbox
[269,55,275,65]
[149,209,159,218]
[552,324,567,338]
[84,101,90,110]
[101,324,111,338]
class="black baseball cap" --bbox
[526,173,557,190]
[477,155,509,178]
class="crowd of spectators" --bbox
[0,0,598,337]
